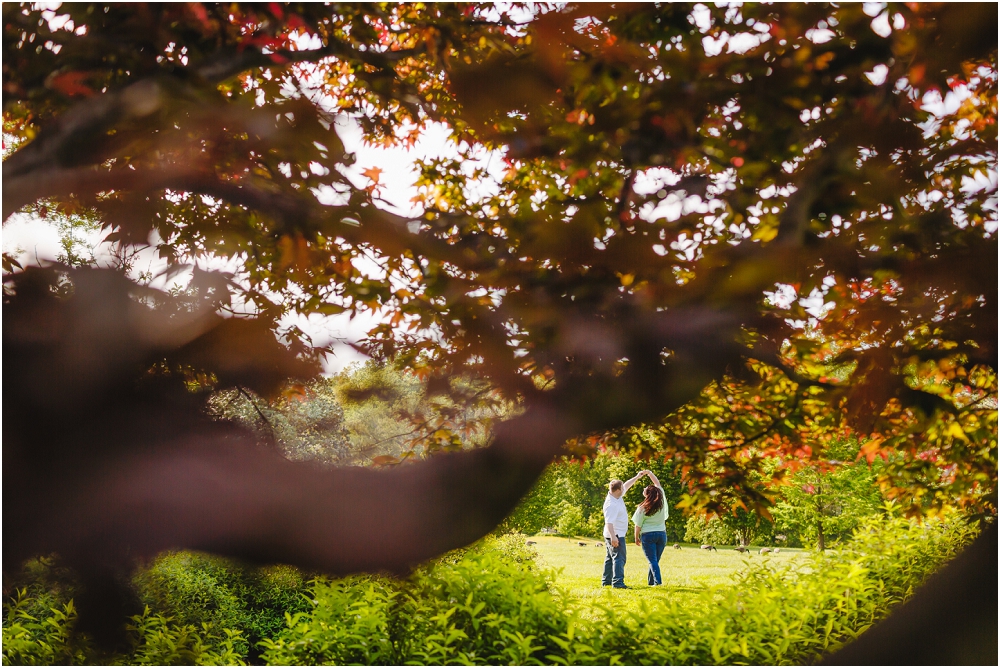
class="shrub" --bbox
[118,608,246,666]
[2,553,308,666]
[499,469,561,535]
[477,532,541,565]
[260,539,569,665]
[133,552,247,653]
[256,578,398,666]
[2,590,89,666]
[1,588,244,667]
[684,515,738,545]
[133,551,311,661]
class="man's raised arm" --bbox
[622,471,646,493]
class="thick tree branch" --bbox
[3,266,581,636]
[1,163,482,275]
[9,403,576,576]
[2,39,416,189]
[3,164,191,221]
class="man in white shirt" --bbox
[602,471,647,588]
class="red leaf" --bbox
[49,71,95,98]
[186,3,213,32]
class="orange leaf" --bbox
[361,167,384,184]
[49,71,95,98]
[282,384,308,402]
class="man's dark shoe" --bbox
[613,585,629,589]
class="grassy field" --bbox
[529,536,804,614]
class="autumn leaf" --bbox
[185,3,214,32]
[282,384,308,402]
[361,167,384,185]
[47,71,94,97]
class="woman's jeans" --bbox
[640,531,667,585]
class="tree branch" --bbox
[1,163,482,276]
[236,386,277,435]
[2,39,416,189]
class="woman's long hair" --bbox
[638,484,663,516]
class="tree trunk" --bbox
[817,519,825,551]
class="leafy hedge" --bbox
[260,535,567,665]
[1,515,978,666]
[2,552,308,666]
[132,552,311,660]
[2,594,243,667]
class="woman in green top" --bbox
[632,470,668,586]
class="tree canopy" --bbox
[3,1,997,646]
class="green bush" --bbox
[684,515,738,545]
[260,536,568,665]
[479,532,541,565]
[554,501,590,537]
[2,552,308,666]
[497,469,561,535]
[118,608,246,666]
[2,589,89,666]
[133,553,247,652]
[1,588,244,667]
[133,551,311,661]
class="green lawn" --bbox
[529,536,804,615]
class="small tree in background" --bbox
[683,516,737,546]
[772,439,885,550]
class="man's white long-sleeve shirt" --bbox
[602,493,629,538]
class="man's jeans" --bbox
[640,531,667,585]
[602,535,627,587]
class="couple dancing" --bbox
[602,470,667,589]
